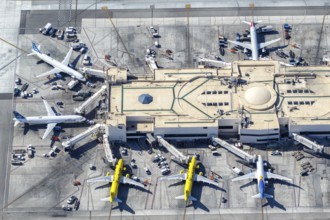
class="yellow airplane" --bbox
[87,159,145,203]
[160,156,218,201]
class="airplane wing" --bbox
[42,123,57,139]
[87,175,114,183]
[193,174,218,186]
[232,172,256,182]
[227,40,252,50]
[266,172,292,181]
[120,176,145,188]
[259,38,281,49]
[160,173,186,181]
[43,99,56,116]
[61,47,73,66]
[36,68,61,78]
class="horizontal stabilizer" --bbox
[27,53,34,56]
[175,195,185,200]
[188,196,197,201]
[175,195,197,201]
[227,40,253,50]
[252,193,262,199]
[252,193,273,199]
[14,121,20,127]
[100,197,112,202]
[114,197,122,203]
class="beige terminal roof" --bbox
[108,60,330,140]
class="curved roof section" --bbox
[240,85,277,111]
[244,86,272,105]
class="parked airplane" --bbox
[228,21,281,60]
[87,159,145,203]
[232,155,292,199]
[160,156,218,202]
[13,98,86,139]
[28,42,86,82]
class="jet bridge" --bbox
[292,133,324,154]
[102,127,116,166]
[212,137,256,163]
[198,57,231,68]
[75,85,107,114]
[157,136,189,164]
[80,67,106,79]
[62,123,116,165]
[62,123,104,151]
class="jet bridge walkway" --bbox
[102,127,116,166]
[62,123,103,150]
[75,85,107,114]
[62,123,116,165]
[212,137,256,163]
[157,136,189,164]
[292,133,324,154]
[81,67,106,78]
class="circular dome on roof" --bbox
[244,86,271,105]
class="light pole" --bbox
[186,4,191,67]
[150,4,155,27]
[265,119,273,142]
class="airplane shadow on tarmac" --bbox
[187,184,209,212]
[93,183,152,214]
[263,185,287,211]
[239,179,303,211]
[112,185,135,214]
[168,179,225,212]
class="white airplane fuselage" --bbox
[250,24,259,61]
[16,115,85,125]
[256,155,266,198]
[34,51,86,82]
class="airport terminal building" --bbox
[106,60,330,144]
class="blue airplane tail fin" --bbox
[13,111,25,121]
[31,42,41,54]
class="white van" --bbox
[67,79,79,90]
[232,167,243,175]
[42,23,52,35]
